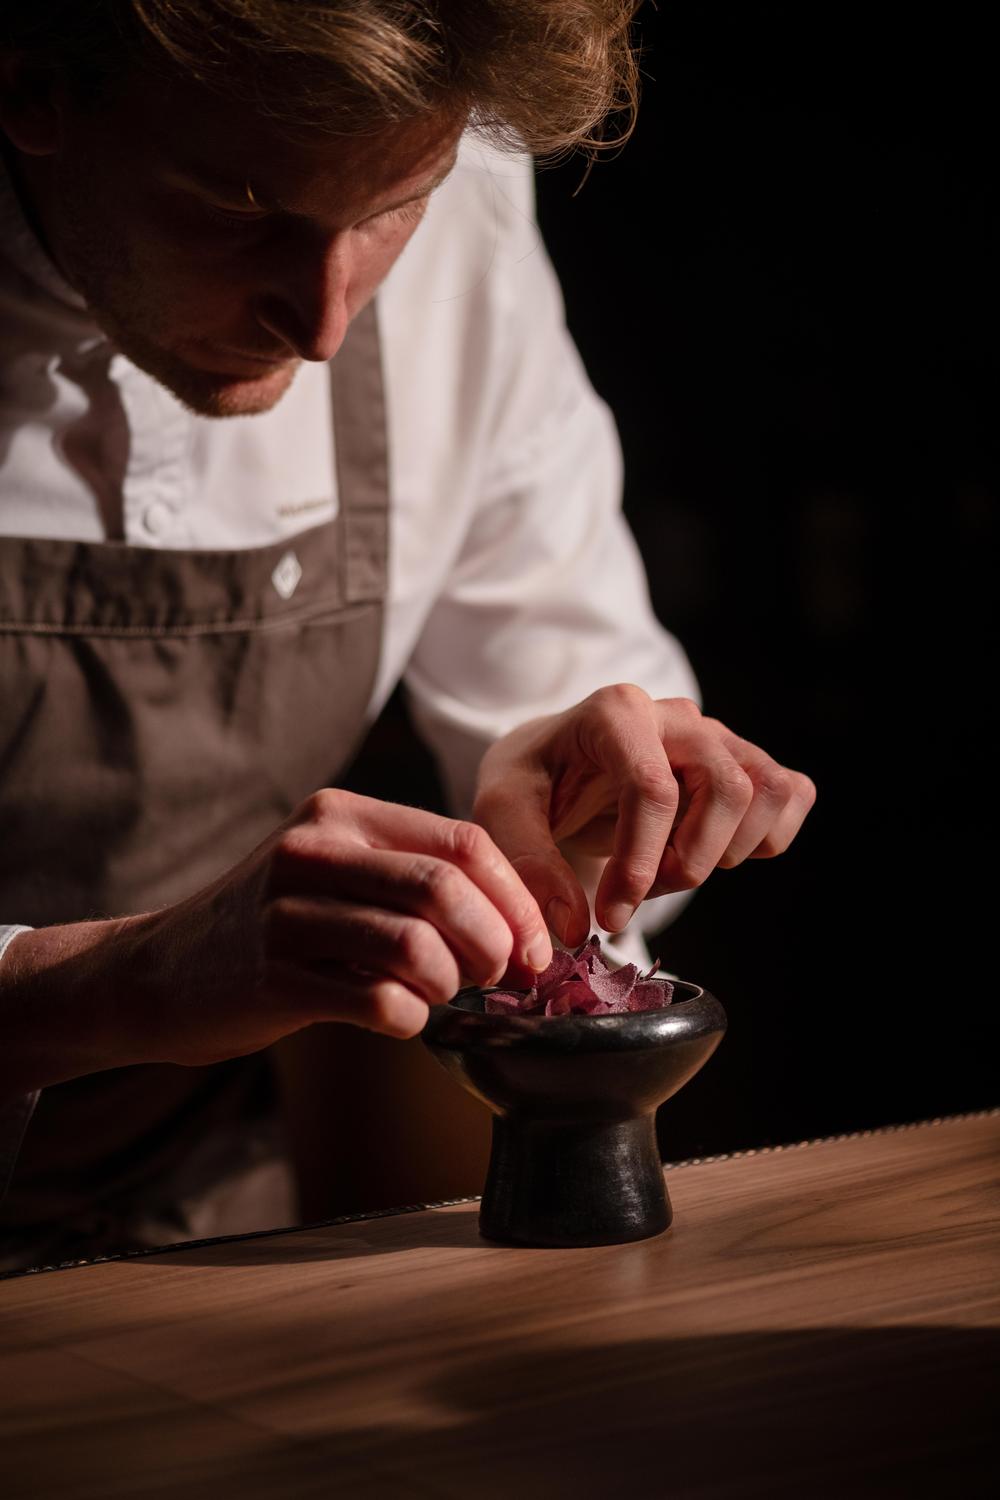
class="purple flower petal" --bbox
[485,989,537,1015]
[543,979,587,1009]
[577,935,606,975]
[545,990,613,1016]
[624,978,674,1011]
[587,963,640,1007]
[539,949,591,990]
[481,939,673,1016]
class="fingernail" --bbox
[604,903,635,934]
[525,931,553,973]
[545,899,572,943]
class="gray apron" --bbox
[0,301,389,1268]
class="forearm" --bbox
[0,918,147,1093]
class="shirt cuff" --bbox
[0,925,32,964]
[0,926,37,1201]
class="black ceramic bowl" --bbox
[422,978,726,1248]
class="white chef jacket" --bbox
[0,133,699,1187]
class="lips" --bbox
[190,346,295,376]
[220,347,290,363]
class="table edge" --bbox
[3,1106,996,1284]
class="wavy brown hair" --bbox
[2,1,642,157]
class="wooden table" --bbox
[1,1112,997,1499]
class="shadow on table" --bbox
[127,1200,487,1269]
[401,1325,999,1497]
[7,1325,995,1498]
[425,1326,995,1497]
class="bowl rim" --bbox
[446,974,702,1020]
[422,978,725,1055]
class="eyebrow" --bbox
[167,151,459,218]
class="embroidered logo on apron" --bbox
[271,550,303,599]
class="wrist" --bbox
[0,916,150,1091]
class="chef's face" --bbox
[6,70,463,417]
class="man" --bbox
[0,2,814,1267]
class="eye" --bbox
[195,193,428,237]
[202,202,271,232]
[363,197,429,231]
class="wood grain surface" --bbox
[1,1113,997,1499]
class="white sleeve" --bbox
[403,159,699,795]
[0,926,38,1200]
[403,159,698,939]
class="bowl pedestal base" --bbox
[481,1113,672,1247]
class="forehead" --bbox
[103,69,465,214]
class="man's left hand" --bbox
[473,686,817,946]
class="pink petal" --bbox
[544,990,613,1016]
[587,963,640,1007]
[535,956,590,1003]
[623,979,674,1011]
[577,935,606,974]
[544,979,590,1010]
[578,995,614,1015]
[543,990,577,1016]
[481,941,673,1016]
[485,988,538,1015]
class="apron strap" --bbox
[330,298,389,605]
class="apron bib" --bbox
[0,301,389,1266]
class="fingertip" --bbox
[544,896,589,948]
[566,917,591,948]
[525,930,554,973]
[595,864,642,934]
[544,898,572,944]
[500,953,537,988]
[389,999,432,1039]
[372,986,431,1040]
[601,902,636,935]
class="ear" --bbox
[0,53,65,156]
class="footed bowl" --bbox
[421,978,726,1247]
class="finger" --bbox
[649,734,754,894]
[707,728,816,865]
[592,752,681,931]
[476,765,590,947]
[279,845,536,988]
[569,689,680,931]
[747,771,817,857]
[268,958,429,1039]
[707,733,801,868]
[286,792,552,974]
[265,897,462,1003]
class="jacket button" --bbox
[143,501,174,537]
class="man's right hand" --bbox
[0,790,553,1091]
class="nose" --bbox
[254,229,353,363]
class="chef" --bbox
[0,2,815,1269]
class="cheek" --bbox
[136,237,255,320]
[131,271,233,343]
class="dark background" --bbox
[352,5,998,1156]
